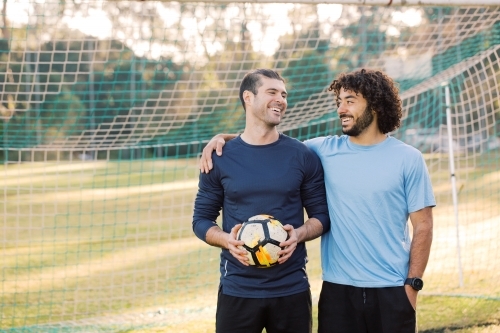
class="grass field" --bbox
[1,155,499,332]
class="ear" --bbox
[243,90,253,106]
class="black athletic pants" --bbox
[318,281,416,333]
[216,286,312,333]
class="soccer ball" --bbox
[236,214,289,268]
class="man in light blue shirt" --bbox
[200,68,435,332]
[306,134,434,290]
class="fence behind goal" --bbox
[1,1,499,332]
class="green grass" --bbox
[1,156,499,331]
[418,296,500,332]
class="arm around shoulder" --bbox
[199,133,238,173]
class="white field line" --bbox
[1,160,199,178]
[2,174,91,187]
[10,179,199,202]
[1,162,109,177]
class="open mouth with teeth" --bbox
[341,116,353,124]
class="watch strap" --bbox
[405,277,423,290]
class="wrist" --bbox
[405,277,424,291]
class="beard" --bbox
[342,107,374,136]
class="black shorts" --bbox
[216,286,312,333]
[318,281,416,333]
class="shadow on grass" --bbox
[420,320,500,333]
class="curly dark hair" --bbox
[328,68,402,134]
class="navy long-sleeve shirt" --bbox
[193,134,330,298]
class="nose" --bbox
[276,95,287,107]
[337,101,347,114]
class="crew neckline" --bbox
[237,133,283,147]
[345,135,390,150]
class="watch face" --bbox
[413,278,424,290]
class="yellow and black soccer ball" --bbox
[236,214,289,268]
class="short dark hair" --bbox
[328,68,402,134]
[239,69,285,111]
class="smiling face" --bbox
[336,88,374,137]
[244,76,288,128]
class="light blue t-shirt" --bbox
[305,135,436,288]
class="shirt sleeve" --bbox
[405,151,436,213]
[192,159,224,242]
[300,147,331,233]
[303,137,322,152]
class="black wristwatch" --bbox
[405,277,424,291]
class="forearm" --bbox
[408,210,433,277]
[295,217,324,243]
[205,225,230,249]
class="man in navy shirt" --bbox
[192,68,330,333]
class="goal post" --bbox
[1,0,499,331]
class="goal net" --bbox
[1,1,499,331]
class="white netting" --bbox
[1,1,499,331]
